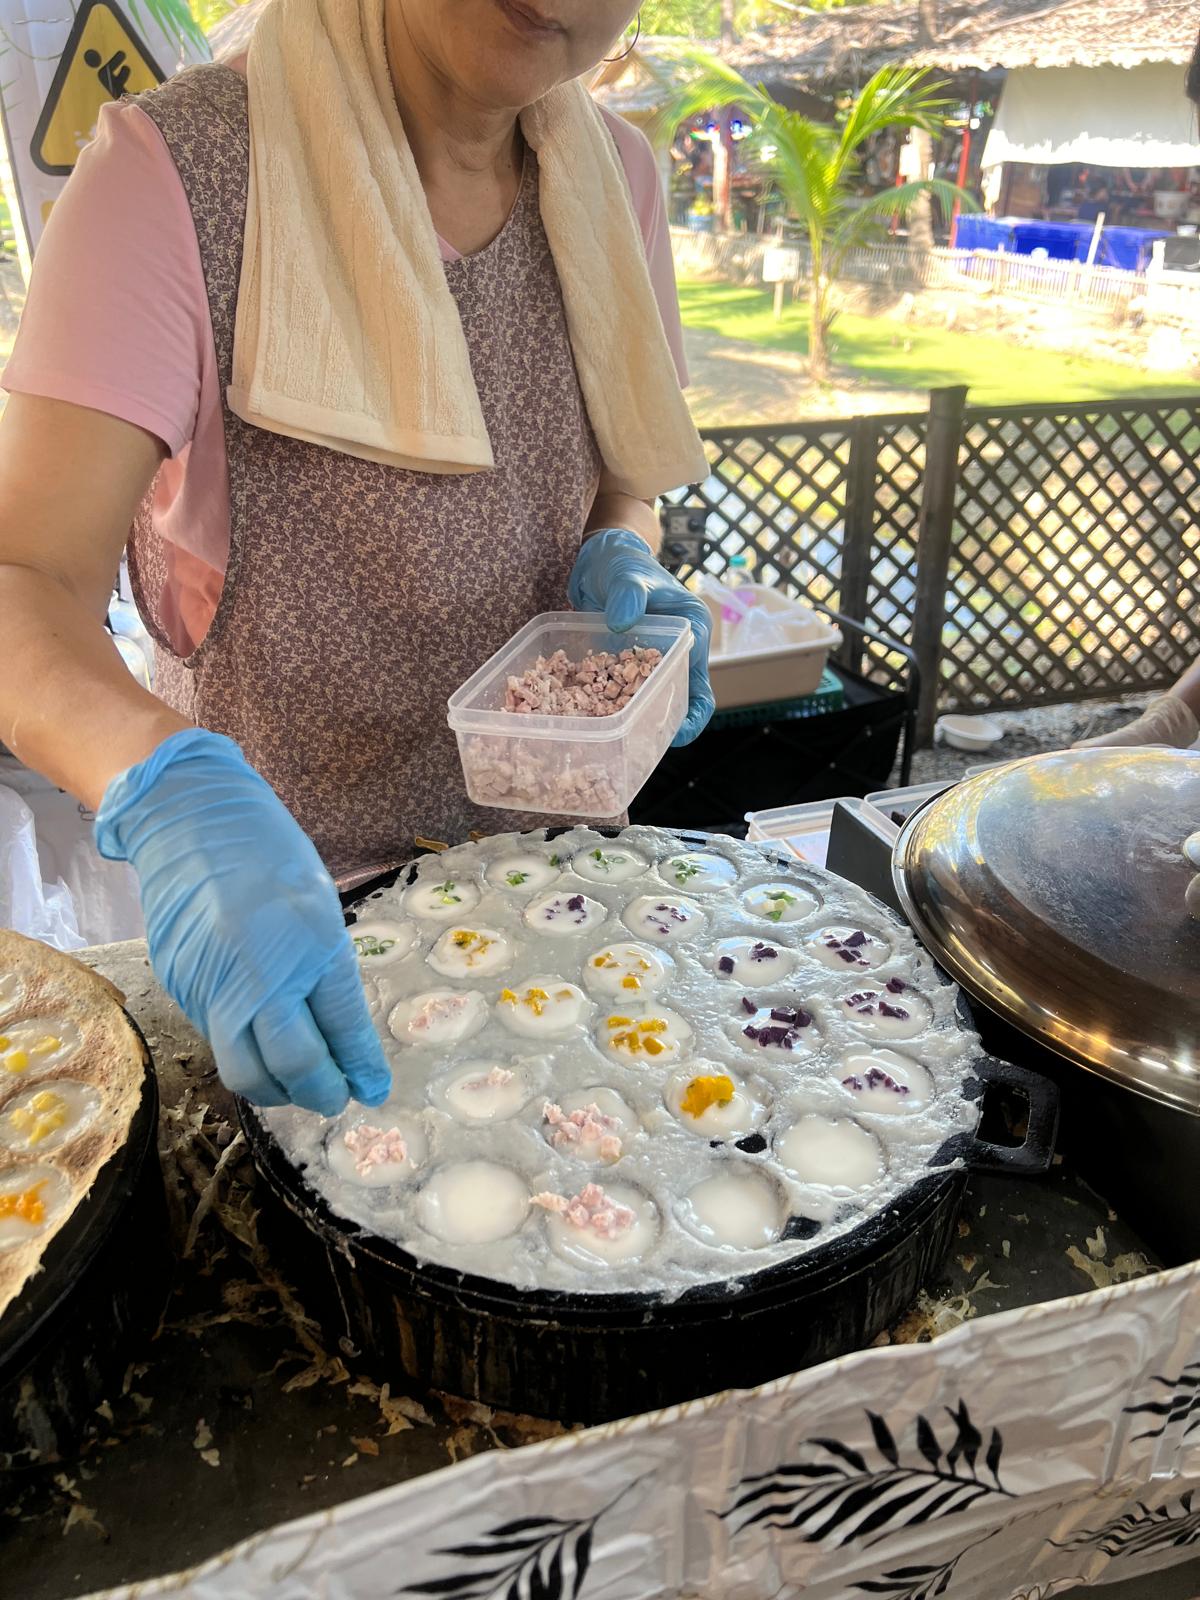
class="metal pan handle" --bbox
[961,1054,1061,1175]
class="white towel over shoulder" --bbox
[232,0,708,497]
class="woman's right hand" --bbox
[95,728,391,1116]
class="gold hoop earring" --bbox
[604,11,641,64]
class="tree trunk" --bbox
[809,276,830,382]
[908,0,937,256]
[713,107,735,231]
[719,0,736,53]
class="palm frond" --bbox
[828,178,976,257]
[836,66,956,163]
[649,49,777,145]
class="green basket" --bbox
[709,667,845,731]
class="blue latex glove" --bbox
[95,728,391,1117]
[568,528,714,746]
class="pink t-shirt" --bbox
[3,88,688,654]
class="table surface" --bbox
[1,941,1165,1600]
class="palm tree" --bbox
[659,58,974,380]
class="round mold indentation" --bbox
[775,1115,885,1191]
[741,881,822,926]
[836,1047,935,1113]
[0,1019,82,1080]
[537,1181,659,1266]
[570,844,649,885]
[0,1079,102,1156]
[523,892,608,937]
[837,985,932,1042]
[434,1062,531,1124]
[802,924,892,974]
[350,919,418,968]
[427,926,515,980]
[496,981,589,1040]
[621,894,704,944]
[582,942,672,1001]
[726,996,819,1060]
[326,1114,428,1187]
[0,1162,72,1249]
[656,851,739,894]
[417,1161,529,1245]
[595,1004,692,1066]
[711,937,797,986]
[664,1065,766,1140]
[680,1167,787,1250]
[404,875,481,923]
[387,989,488,1047]
[540,1088,638,1163]
[486,853,562,895]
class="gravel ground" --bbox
[897,690,1163,787]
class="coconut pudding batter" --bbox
[352,920,418,967]
[263,827,980,1298]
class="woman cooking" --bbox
[0,2,713,1117]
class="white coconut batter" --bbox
[838,1047,934,1113]
[486,853,561,894]
[0,1019,81,1080]
[427,927,514,979]
[583,943,671,999]
[658,852,739,893]
[436,1062,530,1122]
[570,845,648,884]
[351,919,418,967]
[682,1169,783,1249]
[0,1080,101,1156]
[804,925,891,973]
[777,1115,885,1190]
[0,1162,71,1248]
[263,827,980,1299]
[327,1114,428,1187]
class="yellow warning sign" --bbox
[31,0,165,177]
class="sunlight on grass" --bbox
[677,278,1200,406]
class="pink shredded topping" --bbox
[503,647,662,718]
[543,1100,622,1158]
[465,1067,515,1091]
[343,1124,408,1175]
[531,1182,636,1239]
[411,995,472,1033]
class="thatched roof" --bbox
[726,0,1192,84]
[910,0,1198,71]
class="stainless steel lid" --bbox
[893,747,1200,1113]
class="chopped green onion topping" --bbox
[506,871,530,887]
[671,860,701,884]
[433,881,461,905]
[353,933,396,958]
[763,889,797,924]
[590,849,622,873]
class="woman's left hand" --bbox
[569,528,714,747]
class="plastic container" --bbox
[448,613,691,818]
[862,779,957,836]
[937,713,1005,752]
[698,581,843,710]
[744,798,859,867]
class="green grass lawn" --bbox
[677,277,1200,406]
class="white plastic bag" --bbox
[0,758,144,949]
[0,785,87,950]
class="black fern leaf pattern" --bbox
[1053,1491,1200,1560]
[1124,1362,1200,1442]
[722,1400,1013,1546]
[402,1484,632,1600]
[856,1559,959,1600]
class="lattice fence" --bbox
[665,393,1200,719]
[944,400,1200,711]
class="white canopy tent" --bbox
[982,62,1200,169]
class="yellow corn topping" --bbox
[3,1049,29,1074]
[608,1017,671,1056]
[0,1180,48,1226]
[499,989,518,1004]
[0,1036,8,1050]
[31,1036,61,1055]
[452,930,479,947]
[593,954,615,969]
[607,1016,633,1029]
[641,1036,665,1056]
[10,1091,67,1147]
[556,989,574,1001]
[680,1075,735,1118]
[502,987,551,1016]
[620,975,641,991]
